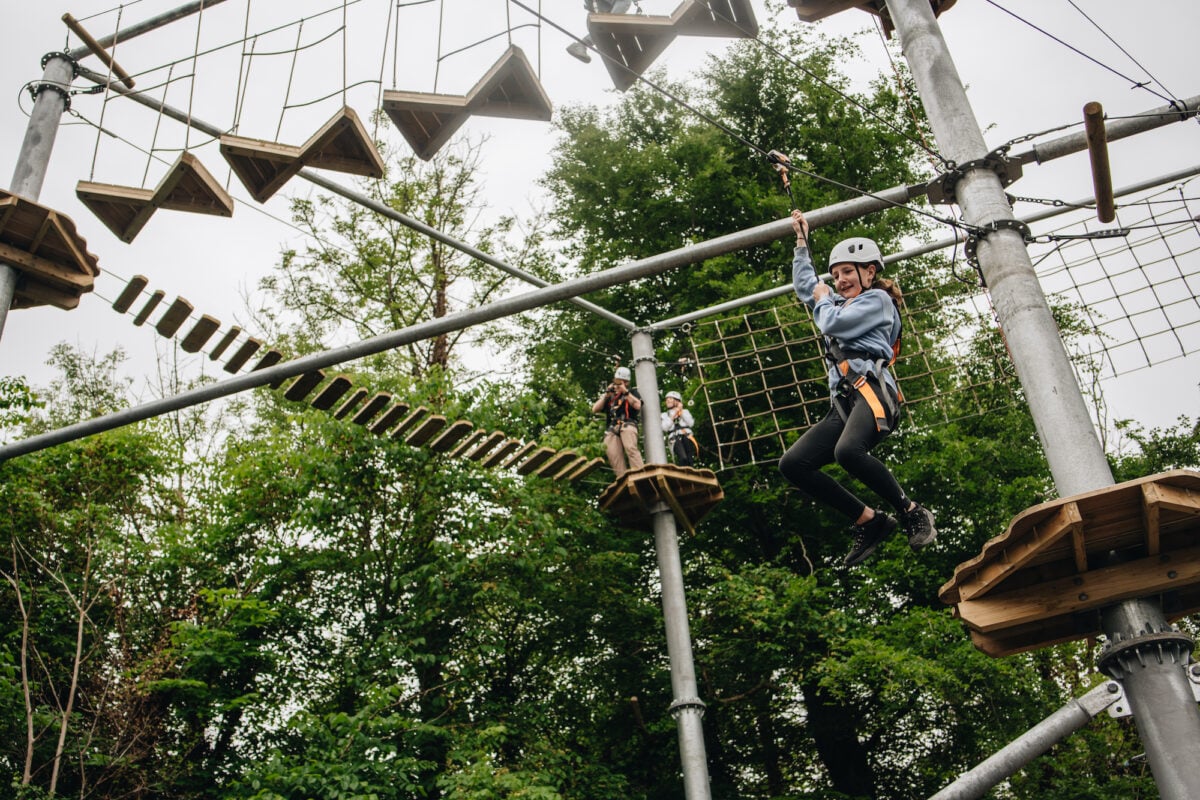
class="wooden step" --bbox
[588,12,678,91]
[382,91,472,161]
[467,46,553,121]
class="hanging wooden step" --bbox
[384,46,552,160]
[939,469,1200,658]
[672,0,758,38]
[0,190,99,310]
[599,464,724,535]
[467,46,553,121]
[77,152,234,243]
[180,314,221,352]
[381,92,472,161]
[221,106,385,202]
[310,375,354,410]
[588,11,678,91]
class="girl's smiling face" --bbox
[831,262,875,299]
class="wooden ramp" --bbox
[0,190,99,310]
[384,45,552,160]
[939,469,1200,657]
[76,152,233,243]
[221,106,384,202]
[598,464,724,534]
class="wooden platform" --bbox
[673,0,758,37]
[0,190,99,310]
[77,152,233,243]
[786,0,955,34]
[598,464,724,534]
[221,106,384,202]
[939,470,1200,657]
[383,45,551,161]
[589,12,678,92]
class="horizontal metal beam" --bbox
[1016,95,1199,166]
[67,0,232,63]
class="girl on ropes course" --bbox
[778,209,937,567]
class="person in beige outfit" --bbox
[592,366,644,478]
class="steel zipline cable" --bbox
[507,0,986,238]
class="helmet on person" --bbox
[613,366,632,381]
[828,237,884,272]
[665,391,682,401]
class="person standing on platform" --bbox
[566,0,633,63]
[778,208,937,567]
[661,391,697,467]
[593,365,644,478]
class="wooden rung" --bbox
[465,431,507,461]
[405,415,447,447]
[219,135,304,203]
[208,326,242,360]
[382,90,472,161]
[389,407,428,439]
[428,420,474,453]
[75,181,155,243]
[565,457,605,483]
[132,289,165,326]
[516,446,557,475]
[501,441,538,469]
[550,455,588,481]
[180,314,220,352]
[370,403,412,435]
[284,370,326,402]
[538,451,581,479]
[155,152,235,218]
[351,393,392,425]
[310,375,353,410]
[588,12,678,91]
[466,45,553,122]
[251,350,286,388]
[223,337,262,373]
[672,0,758,37]
[155,297,194,338]
[449,429,488,458]
[111,275,148,313]
[479,439,522,468]
[299,106,386,178]
[333,387,369,419]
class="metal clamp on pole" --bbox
[925,148,1023,206]
[963,218,1032,278]
[668,696,708,718]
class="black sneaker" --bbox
[902,503,937,551]
[844,510,897,567]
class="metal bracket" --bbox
[27,81,72,112]
[40,50,81,78]
[926,149,1024,206]
[669,696,707,718]
[963,218,1032,273]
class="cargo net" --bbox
[689,177,1200,471]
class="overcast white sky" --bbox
[1,0,1197,441]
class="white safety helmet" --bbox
[613,366,632,381]
[665,391,682,401]
[828,237,884,272]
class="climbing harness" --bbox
[823,311,903,435]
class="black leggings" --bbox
[778,396,909,521]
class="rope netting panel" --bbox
[691,177,1200,471]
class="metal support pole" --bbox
[885,0,1113,497]
[0,52,77,339]
[929,681,1125,800]
[631,329,711,800]
[1097,600,1200,800]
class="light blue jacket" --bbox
[792,245,901,398]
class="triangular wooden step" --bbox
[0,191,99,310]
[588,12,678,91]
[299,106,386,178]
[381,91,472,161]
[219,136,305,204]
[672,0,758,37]
[75,182,155,243]
[599,464,724,535]
[155,152,235,217]
[466,45,553,121]
[77,153,233,243]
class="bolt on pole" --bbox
[632,329,712,800]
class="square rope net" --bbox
[689,178,1200,471]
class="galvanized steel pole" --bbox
[631,329,712,800]
[885,0,1113,497]
[886,3,1200,797]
